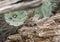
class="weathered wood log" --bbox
[0,0,43,14]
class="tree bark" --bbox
[0,0,43,14]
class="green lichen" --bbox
[4,11,27,26]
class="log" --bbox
[0,0,43,14]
